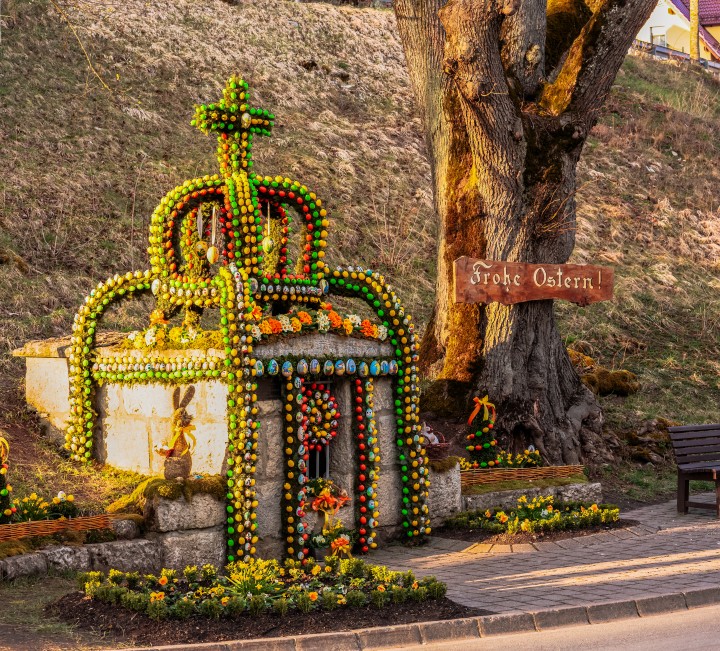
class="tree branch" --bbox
[500,0,547,100]
[540,0,656,119]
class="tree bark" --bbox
[395,0,656,463]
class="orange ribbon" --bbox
[468,395,496,426]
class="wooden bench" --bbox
[669,424,720,516]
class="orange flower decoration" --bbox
[267,318,283,334]
[360,319,376,338]
[328,311,343,329]
[297,311,312,325]
[249,305,263,321]
[330,537,351,552]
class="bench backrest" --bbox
[668,424,720,469]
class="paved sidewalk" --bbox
[371,494,720,614]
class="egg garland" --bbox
[64,77,429,565]
[354,378,380,552]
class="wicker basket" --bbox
[460,465,584,489]
[0,513,127,543]
[425,433,451,460]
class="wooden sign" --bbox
[454,257,614,306]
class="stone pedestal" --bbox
[145,492,227,570]
[428,463,462,524]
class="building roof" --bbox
[668,0,720,57]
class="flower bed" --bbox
[446,495,620,535]
[78,557,446,620]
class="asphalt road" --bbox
[403,604,720,651]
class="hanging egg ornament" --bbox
[267,359,279,376]
[346,359,356,374]
[206,246,220,264]
[262,237,275,254]
[281,361,294,378]
[335,360,346,376]
[323,360,335,375]
[309,359,320,375]
[359,362,369,377]
[297,359,309,376]
[196,240,209,256]
[370,361,380,376]
[151,279,161,295]
[254,360,264,377]
[380,361,390,375]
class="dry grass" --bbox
[0,0,718,506]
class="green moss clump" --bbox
[582,369,640,397]
[429,456,462,473]
[107,475,226,515]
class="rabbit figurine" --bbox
[155,387,196,480]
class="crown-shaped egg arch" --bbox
[65,76,429,564]
[146,76,329,324]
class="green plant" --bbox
[273,597,289,617]
[370,588,388,608]
[248,594,267,616]
[296,591,313,614]
[321,589,338,611]
[346,589,366,607]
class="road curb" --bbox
[113,587,720,650]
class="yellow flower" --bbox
[411,581,419,590]
[342,319,354,335]
[377,585,386,592]
[221,596,230,606]
[150,591,165,602]
[67,495,74,502]
[311,565,321,576]
[484,510,491,518]
[308,592,318,601]
[337,595,347,605]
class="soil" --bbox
[435,519,639,544]
[49,593,491,647]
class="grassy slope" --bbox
[0,0,718,504]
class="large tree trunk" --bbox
[395,0,656,463]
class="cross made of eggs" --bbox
[191,76,274,177]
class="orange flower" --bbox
[377,585,386,592]
[330,537,351,555]
[249,305,263,321]
[328,311,343,329]
[158,576,168,586]
[150,591,165,602]
[360,319,376,338]
[267,318,283,334]
[297,311,312,325]
[308,591,319,601]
